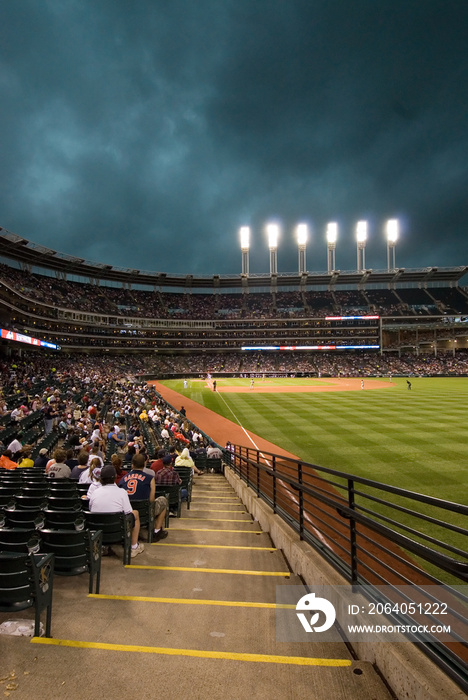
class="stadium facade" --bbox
[1,227,468,367]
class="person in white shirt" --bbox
[7,437,22,457]
[10,407,22,422]
[89,465,143,557]
[207,443,223,459]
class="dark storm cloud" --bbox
[1,1,468,276]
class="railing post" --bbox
[256,456,260,497]
[298,462,304,540]
[348,478,358,584]
[272,454,277,513]
[255,449,260,492]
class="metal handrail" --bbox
[227,443,468,691]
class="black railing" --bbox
[228,444,468,692]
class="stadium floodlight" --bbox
[296,223,308,247]
[386,219,399,271]
[356,220,367,272]
[296,223,308,274]
[326,222,337,272]
[267,223,279,250]
[239,226,250,276]
[266,223,279,274]
[240,226,250,250]
[326,222,338,245]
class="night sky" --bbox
[1,1,468,277]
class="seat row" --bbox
[0,519,103,639]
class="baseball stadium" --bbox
[0,227,467,700]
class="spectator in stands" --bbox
[119,453,168,541]
[88,464,144,558]
[33,448,49,470]
[175,447,204,475]
[87,443,104,467]
[111,454,127,484]
[65,448,78,470]
[17,449,34,468]
[78,456,101,485]
[123,442,138,463]
[160,425,170,441]
[149,449,166,474]
[206,443,223,459]
[68,428,82,453]
[10,406,23,422]
[173,427,190,445]
[154,455,182,487]
[108,427,126,448]
[90,424,101,442]
[70,451,90,480]
[128,423,141,440]
[46,448,72,479]
[0,450,18,470]
[43,401,58,434]
[86,461,104,499]
[7,435,23,460]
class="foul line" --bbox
[31,638,351,667]
[215,391,266,453]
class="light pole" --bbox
[240,226,250,276]
[326,222,337,273]
[356,220,367,272]
[296,223,308,274]
[386,219,399,271]
[267,223,279,275]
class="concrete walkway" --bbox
[0,475,393,700]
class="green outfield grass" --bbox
[161,376,468,506]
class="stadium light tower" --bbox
[240,226,250,276]
[356,220,367,272]
[296,223,308,274]
[386,219,399,271]
[326,222,337,273]
[267,223,279,275]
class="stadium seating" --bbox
[39,528,102,594]
[155,484,181,518]
[129,499,156,543]
[0,551,55,637]
[83,511,133,565]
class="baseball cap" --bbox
[100,465,117,479]
[39,448,48,455]
[162,455,172,465]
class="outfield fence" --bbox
[227,444,468,692]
